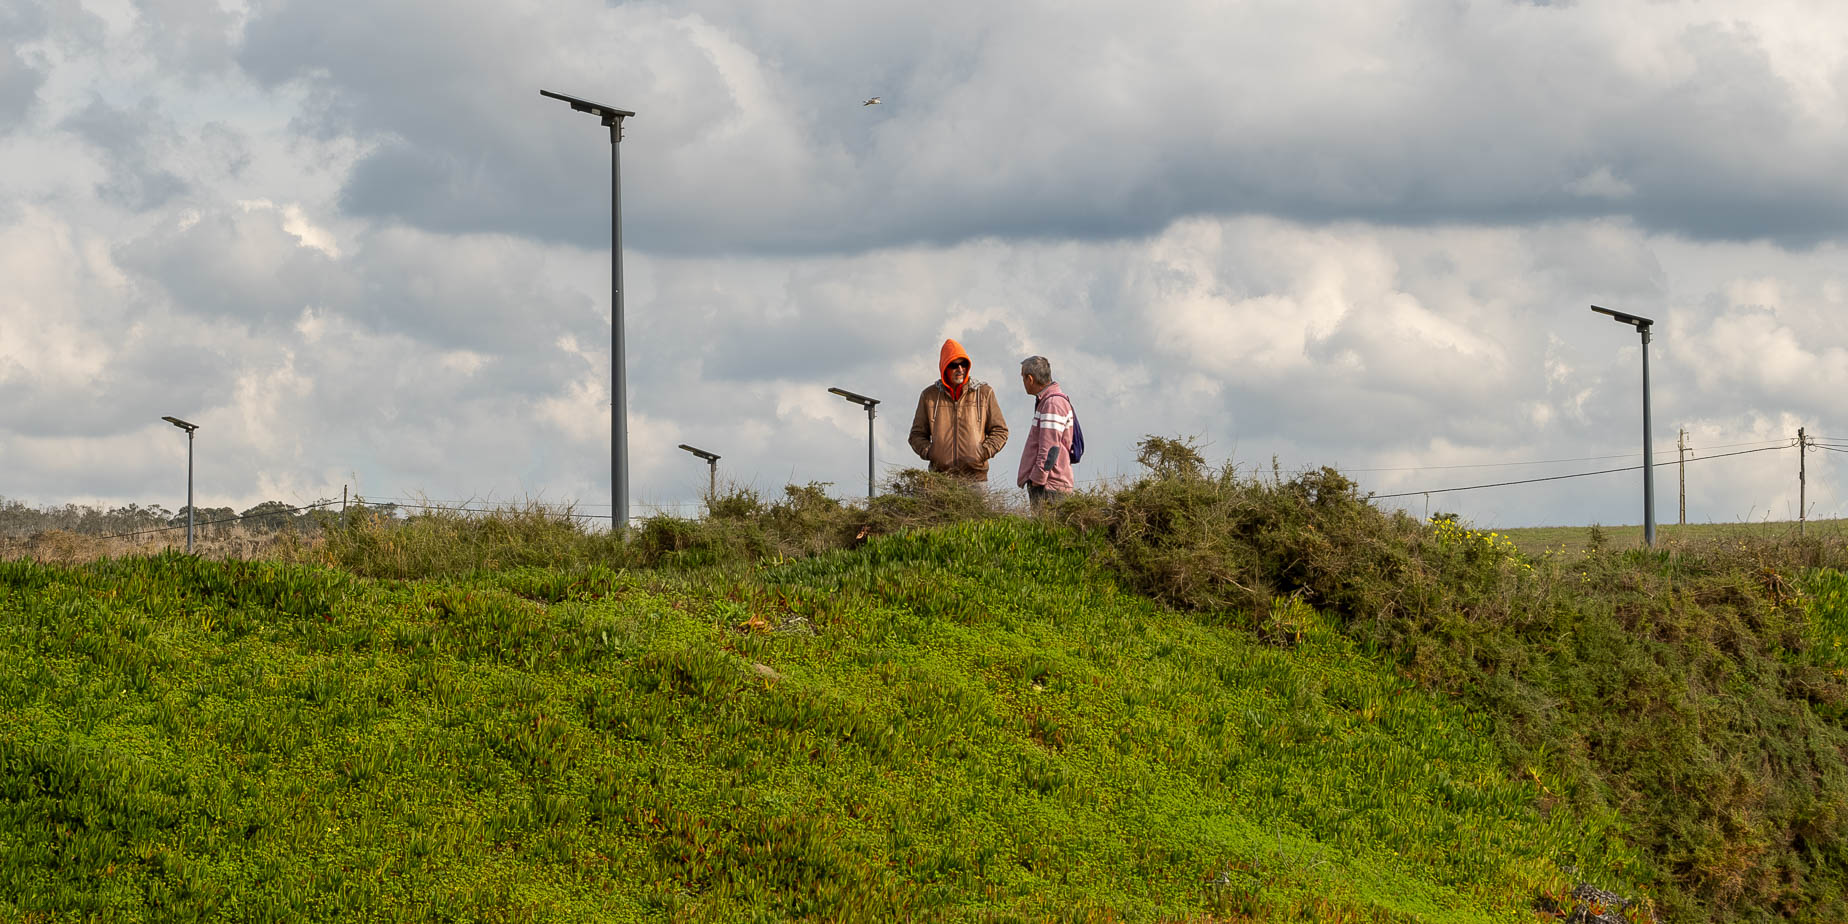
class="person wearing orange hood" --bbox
[907,338,1009,480]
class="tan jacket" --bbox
[908,381,1009,477]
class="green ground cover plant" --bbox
[6,444,1848,920]
[7,522,1625,922]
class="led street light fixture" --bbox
[678,444,720,463]
[1591,305,1654,330]
[162,415,198,433]
[828,387,879,409]
[539,90,635,124]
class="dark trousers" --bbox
[1027,482,1068,511]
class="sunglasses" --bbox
[947,361,970,370]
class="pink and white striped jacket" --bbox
[1016,383,1075,492]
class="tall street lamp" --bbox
[541,88,636,532]
[677,444,721,506]
[829,387,880,500]
[1591,305,1657,548]
[161,415,198,552]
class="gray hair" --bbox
[1020,355,1053,386]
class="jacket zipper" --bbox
[950,386,959,467]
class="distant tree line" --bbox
[0,496,399,539]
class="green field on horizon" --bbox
[1493,518,1848,556]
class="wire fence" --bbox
[362,496,702,520]
[85,500,345,543]
[61,497,699,542]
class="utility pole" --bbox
[828,387,881,500]
[161,416,198,552]
[542,89,636,532]
[1590,306,1657,547]
[1677,428,1687,526]
[1799,427,1808,537]
[677,444,721,509]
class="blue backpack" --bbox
[1037,391,1085,464]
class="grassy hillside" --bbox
[5,457,1848,921]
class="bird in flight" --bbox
[862,97,881,106]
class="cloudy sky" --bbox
[5,0,1848,529]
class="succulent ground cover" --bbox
[4,449,1848,921]
[4,524,1618,922]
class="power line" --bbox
[1342,452,1638,473]
[1373,444,1793,500]
[1338,438,1792,474]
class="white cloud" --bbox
[6,0,1848,533]
[238,198,340,256]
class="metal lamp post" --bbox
[677,444,721,506]
[1591,305,1657,548]
[541,89,636,531]
[161,415,198,552]
[828,387,880,499]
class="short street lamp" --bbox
[541,88,636,532]
[677,444,721,505]
[1591,305,1657,548]
[828,387,880,500]
[161,415,199,552]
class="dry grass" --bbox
[0,525,317,566]
[0,473,1023,577]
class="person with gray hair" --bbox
[1016,355,1076,509]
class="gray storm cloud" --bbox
[60,98,191,211]
[231,0,1848,253]
[0,1,49,130]
[0,47,45,129]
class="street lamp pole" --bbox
[161,416,198,552]
[542,89,636,532]
[677,444,721,507]
[828,388,881,499]
[1591,305,1657,548]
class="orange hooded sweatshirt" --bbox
[908,339,1009,477]
[939,339,970,400]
